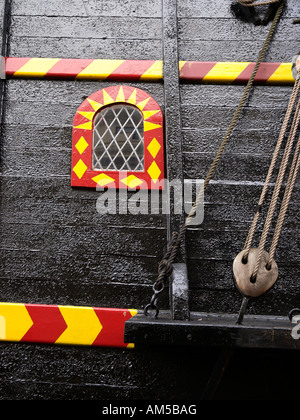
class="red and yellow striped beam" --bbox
[0,302,137,348]
[4,57,294,85]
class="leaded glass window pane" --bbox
[92,104,144,171]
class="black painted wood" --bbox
[162,0,189,320]
[125,311,300,350]
[0,0,10,123]
[0,0,300,400]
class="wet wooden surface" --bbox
[0,0,300,400]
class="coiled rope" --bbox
[144,0,285,317]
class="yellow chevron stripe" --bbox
[0,303,33,341]
[55,305,102,346]
[267,63,294,85]
[73,121,92,130]
[87,98,103,112]
[202,62,250,83]
[179,61,187,72]
[143,110,160,120]
[77,111,95,121]
[116,86,125,102]
[140,60,163,81]
[76,59,125,80]
[13,58,61,77]
[144,121,162,132]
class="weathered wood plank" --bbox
[10,16,161,40]
[178,18,298,42]
[12,0,162,18]
[179,40,298,62]
[9,37,162,60]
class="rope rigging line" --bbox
[234,68,300,324]
[243,75,300,262]
[248,70,300,280]
[144,0,285,317]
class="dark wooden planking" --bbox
[178,17,299,42]
[189,288,300,317]
[0,342,220,400]
[124,311,300,349]
[180,84,294,109]
[12,0,162,18]
[182,128,291,155]
[0,275,164,309]
[9,37,162,60]
[5,102,287,132]
[11,0,88,17]
[5,80,165,106]
[10,16,162,40]
[0,0,300,402]
[84,0,162,18]
[0,249,162,287]
[181,105,290,131]
[178,0,299,61]
[179,40,298,62]
[183,152,293,182]
[0,222,166,256]
[9,0,162,60]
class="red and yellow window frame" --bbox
[71,85,165,189]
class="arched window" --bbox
[71,86,164,189]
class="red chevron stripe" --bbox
[179,61,217,81]
[234,62,281,84]
[45,58,94,79]
[21,304,67,343]
[5,57,31,76]
[92,308,134,348]
[106,60,158,81]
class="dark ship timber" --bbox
[0,0,300,400]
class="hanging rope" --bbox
[144,0,285,317]
[243,76,300,263]
[249,70,300,280]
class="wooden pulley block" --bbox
[233,248,278,298]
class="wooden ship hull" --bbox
[0,0,299,400]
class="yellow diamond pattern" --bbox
[73,159,87,179]
[121,175,143,188]
[147,161,161,183]
[75,136,89,154]
[147,138,161,159]
[92,173,115,186]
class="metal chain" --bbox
[243,75,300,261]
[144,0,285,317]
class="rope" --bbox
[250,72,300,279]
[145,0,285,316]
[268,132,300,264]
[243,75,300,261]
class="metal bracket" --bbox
[292,54,300,80]
[0,56,5,79]
[170,263,190,321]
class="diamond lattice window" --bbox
[92,104,144,172]
[71,85,164,189]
